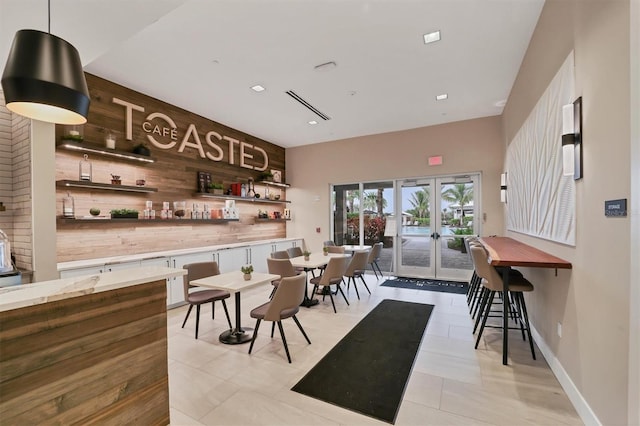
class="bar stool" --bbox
[469,246,536,360]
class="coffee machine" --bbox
[0,229,21,287]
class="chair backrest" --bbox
[367,242,383,263]
[264,274,306,321]
[287,246,303,258]
[323,240,336,246]
[318,256,348,286]
[271,250,290,259]
[345,250,369,276]
[464,236,478,257]
[327,246,345,254]
[469,246,502,291]
[183,261,220,300]
[266,257,297,278]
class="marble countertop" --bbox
[0,266,185,312]
[57,237,302,271]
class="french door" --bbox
[396,174,478,281]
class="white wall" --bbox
[286,115,505,255]
[502,0,633,424]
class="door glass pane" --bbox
[332,184,359,245]
[363,181,393,272]
[439,180,475,271]
[400,183,431,269]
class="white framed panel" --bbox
[506,52,576,245]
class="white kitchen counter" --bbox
[57,237,303,271]
[0,266,185,312]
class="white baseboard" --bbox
[530,325,601,426]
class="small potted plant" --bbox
[322,246,329,256]
[132,142,151,156]
[208,182,224,195]
[258,171,274,182]
[62,125,84,142]
[110,174,122,185]
[303,251,311,261]
[241,265,254,281]
[110,208,139,219]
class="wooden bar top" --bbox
[480,236,572,269]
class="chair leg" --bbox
[473,288,489,333]
[276,321,291,363]
[472,286,487,320]
[467,272,479,305]
[195,304,201,339]
[221,299,232,329]
[475,291,495,349]
[374,261,383,277]
[248,318,261,354]
[269,286,276,299]
[370,263,379,278]
[513,292,527,341]
[337,284,350,306]
[359,275,371,294]
[182,305,193,329]
[327,289,337,313]
[292,315,311,344]
[271,322,276,338]
[517,292,536,360]
[350,276,360,300]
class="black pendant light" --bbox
[1,0,90,124]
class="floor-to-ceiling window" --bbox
[332,174,479,280]
[332,181,394,272]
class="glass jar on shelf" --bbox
[173,201,186,218]
[62,192,75,218]
[246,178,255,198]
[79,154,92,182]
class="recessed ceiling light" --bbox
[308,120,318,125]
[436,93,448,101]
[423,30,441,44]
[250,85,265,92]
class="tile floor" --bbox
[167,274,583,425]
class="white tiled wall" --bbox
[0,90,33,272]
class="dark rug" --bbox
[291,299,434,424]
[381,277,468,294]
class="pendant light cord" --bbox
[48,0,51,33]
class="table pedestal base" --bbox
[219,327,253,344]
[301,297,319,308]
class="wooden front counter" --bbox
[0,267,184,425]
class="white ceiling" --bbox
[1,0,544,148]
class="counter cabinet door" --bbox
[59,265,104,279]
[217,247,248,274]
[169,252,217,306]
[140,257,172,305]
[104,260,141,273]
[248,244,272,274]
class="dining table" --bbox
[342,244,371,253]
[191,270,280,344]
[480,236,572,365]
[290,252,350,307]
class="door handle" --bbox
[430,232,440,240]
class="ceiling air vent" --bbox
[285,90,331,121]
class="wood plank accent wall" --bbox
[0,280,169,425]
[56,74,287,262]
